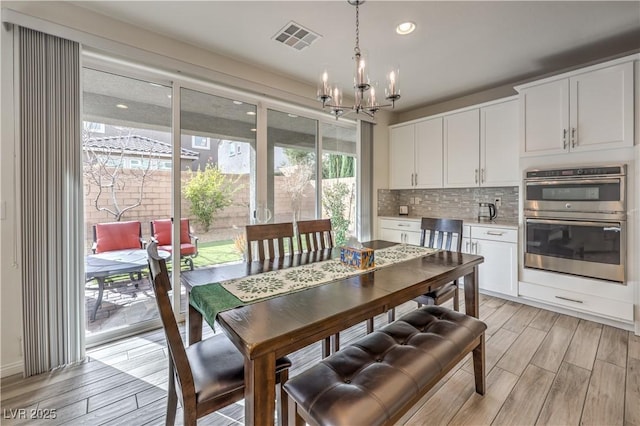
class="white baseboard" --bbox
[0,360,23,378]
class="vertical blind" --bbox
[19,26,84,376]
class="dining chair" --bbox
[296,219,337,358]
[146,241,292,426]
[386,217,464,324]
[296,218,334,252]
[415,217,464,311]
[245,222,294,261]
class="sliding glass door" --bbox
[267,109,318,224]
[81,61,358,346]
[321,123,357,246]
[179,88,257,269]
[82,68,172,341]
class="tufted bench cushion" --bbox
[284,306,487,426]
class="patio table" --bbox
[85,248,170,321]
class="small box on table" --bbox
[340,246,375,270]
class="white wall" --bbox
[1,22,24,377]
[0,2,396,376]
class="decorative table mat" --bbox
[190,244,438,330]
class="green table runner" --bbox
[190,244,437,330]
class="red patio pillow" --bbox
[94,221,142,253]
[152,219,192,245]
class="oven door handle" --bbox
[525,218,623,228]
[525,178,621,186]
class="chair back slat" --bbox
[246,222,294,261]
[420,217,463,252]
[146,242,196,402]
[296,219,333,252]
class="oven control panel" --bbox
[526,165,625,179]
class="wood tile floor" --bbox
[1,294,639,425]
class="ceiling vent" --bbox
[273,21,321,51]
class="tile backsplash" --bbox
[378,187,519,220]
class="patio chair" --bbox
[146,241,291,426]
[92,220,145,281]
[150,218,199,270]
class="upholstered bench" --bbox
[284,306,487,426]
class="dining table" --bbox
[181,240,484,426]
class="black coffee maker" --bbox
[478,202,497,221]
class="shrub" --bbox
[322,181,352,246]
[183,164,239,232]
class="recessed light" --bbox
[288,114,298,118]
[116,104,128,109]
[396,22,416,35]
[246,111,256,116]
[250,128,257,132]
[233,100,243,105]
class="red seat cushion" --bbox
[153,219,194,251]
[94,221,142,253]
[158,243,197,256]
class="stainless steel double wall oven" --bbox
[523,165,627,283]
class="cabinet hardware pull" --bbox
[555,295,583,304]
[562,128,568,149]
[414,173,418,186]
[486,231,504,236]
[474,169,478,184]
[571,127,576,148]
[397,224,410,227]
[411,173,415,186]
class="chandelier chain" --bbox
[354,2,360,55]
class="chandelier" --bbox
[317,0,401,118]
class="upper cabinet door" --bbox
[414,117,443,188]
[520,79,569,156]
[389,124,415,189]
[444,109,480,187]
[569,62,634,152]
[481,100,519,186]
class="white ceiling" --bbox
[73,1,640,113]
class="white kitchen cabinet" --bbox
[481,99,519,186]
[444,109,479,187]
[444,98,519,188]
[467,226,518,296]
[389,118,443,189]
[518,60,634,156]
[378,218,421,244]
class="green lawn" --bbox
[191,239,242,269]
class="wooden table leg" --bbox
[245,352,276,426]
[187,303,202,345]
[463,265,479,318]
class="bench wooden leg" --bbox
[472,334,486,395]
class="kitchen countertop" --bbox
[378,215,519,229]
